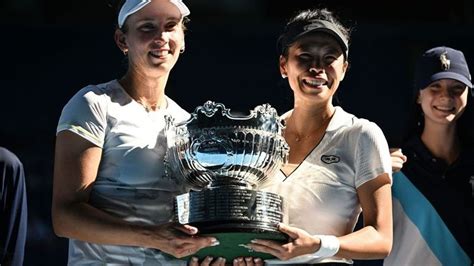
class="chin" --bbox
[152,63,173,71]
[433,117,457,125]
[144,67,171,78]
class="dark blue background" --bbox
[1,0,473,264]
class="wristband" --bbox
[312,235,340,258]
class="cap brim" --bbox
[296,28,348,52]
[430,72,473,88]
[170,0,190,16]
[118,0,151,28]
[118,0,190,28]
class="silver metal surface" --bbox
[166,101,289,190]
[175,188,284,225]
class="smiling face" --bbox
[115,0,185,77]
[418,79,468,126]
[280,32,348,106]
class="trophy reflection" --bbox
[165,101,289,260]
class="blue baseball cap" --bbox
[415,46,472,90]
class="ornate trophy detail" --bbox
[165,101,289,260]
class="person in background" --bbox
[385,46,473,266]
[245,8,393,265]
[51,0,219,264]
[0,147,28,266]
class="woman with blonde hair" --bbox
[52,0,218,264]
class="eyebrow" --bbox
[325,47,341,54]
[450,85,466,90]
[295,47,343,57]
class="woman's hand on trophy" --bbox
[232,257,263,266]
[144,223,219,258]
[189,256,226,266]
[247,223,320,260]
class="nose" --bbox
[309,66,323,74]
[440,88,454,98]
[153,30,168,46]
[309,60,323,74]
[437,89,455,104]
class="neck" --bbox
[119,69,169,111]
[288,103,335,135]
[421,120,460,164]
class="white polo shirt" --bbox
[262,106,392,265]
[57,80,190,265]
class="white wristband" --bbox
[312,235,340,258]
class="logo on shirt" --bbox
[321,155,340,164]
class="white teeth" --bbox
[305,80,325,86]
[150,50,168,57]
[435,106,454,111]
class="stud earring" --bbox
[180,46,185,54]
[281,74,287,79]
[123,49,128,56]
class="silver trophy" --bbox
[165,101,289,260]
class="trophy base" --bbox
[174,187,288,261]
[190,222,288,261]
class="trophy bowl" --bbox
[165,101,289,261]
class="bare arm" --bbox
[52,131,216,257]
[249,173,392,260]
[337,173,393,259]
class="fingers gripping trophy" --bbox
[165,101,289,260]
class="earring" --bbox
[180,46,185,54]
[123,49,128,56]
[281,74,287,79]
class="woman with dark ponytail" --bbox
[247,8,393,265]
